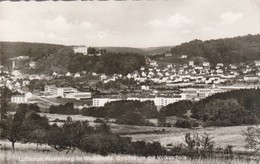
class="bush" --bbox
[169,133,215,158]
[160,100,193,117]
[175,119,192,128]
[115,111,155,126]
[49,103,78,115]
[94,118,105,123]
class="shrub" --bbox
[94,118,105,123]
[175,119,192,128]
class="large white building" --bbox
[44,85,91,99]
[11,93,32,104]
[92,98,121,107]
[92,94,186,107]
[73,46,88,55]
[11,95,28,104]
[57,87,78,97]
[65,92,91,100]
[181,88,225,100]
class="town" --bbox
[1,1,260,162]
[1,45,260,110]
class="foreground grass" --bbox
[0,139,258,164]
[0,149,254,164]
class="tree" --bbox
[0,98,8,120]
[176,119,192,128]
[62,117,94,154]
[2,113,25,151]
[22,111,49,148]
[46,124,68,151]
[161,100,193,117]
[157,113,167,127]
[242,126,260,153]
[183,132,214,158]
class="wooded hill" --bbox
[153,34,260,65]
[0,42,65,64]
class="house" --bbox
[66,72,72,77]
[74,73,81,78]
[100,74,107,80]
[216,63,224,67]
[188,61,194,67]
[141,85,150,91]
[254,60,260,66]
[202,62,210,67]
[244,75,259,82]
[165,52,172,57]
[180,55,187,59]
[22,80,30,86]
[230,64,237,70]
[150,61,158,67]
[11,95,28,103]
[29,61,36,68]
[216,69,224,74]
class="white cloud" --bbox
[97,31,108,39]
[44,15,72,33]
[167,14,193,27]
[220,12,244,25]
[181,29,192,34]
[80,21,93,28]
[145,14,193,28]
[145,19,164,27]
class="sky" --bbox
[0,0,260,48]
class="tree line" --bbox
[191,89,260,126]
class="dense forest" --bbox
[191,89,260,126]
[0,42,65,65]
[33,47,146,75]
[81,100,158,126]
[153,34,260,65]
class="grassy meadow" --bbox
[0,144,254,164]
[2,113,259,163]
[39,113,258,151]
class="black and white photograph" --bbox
[0,0,260,163]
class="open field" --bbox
[38,113,258,151]
[127,125,259,152]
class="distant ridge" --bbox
[153,34,260,64]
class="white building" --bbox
[188,61,194,67]
[92,95,186,107]
[244,75,259,82]
[141,85,150,91]
[92,98,121,107]
[29,61,36,68]
[73,46,88,55]
[11,92,32,104]
[57,87,78,98]
[181,88,225,100]
[254,60,260,66]
[44,85,58,96]
[202,62,210,67]
[65,92,91,100]
[11,95,28,104]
